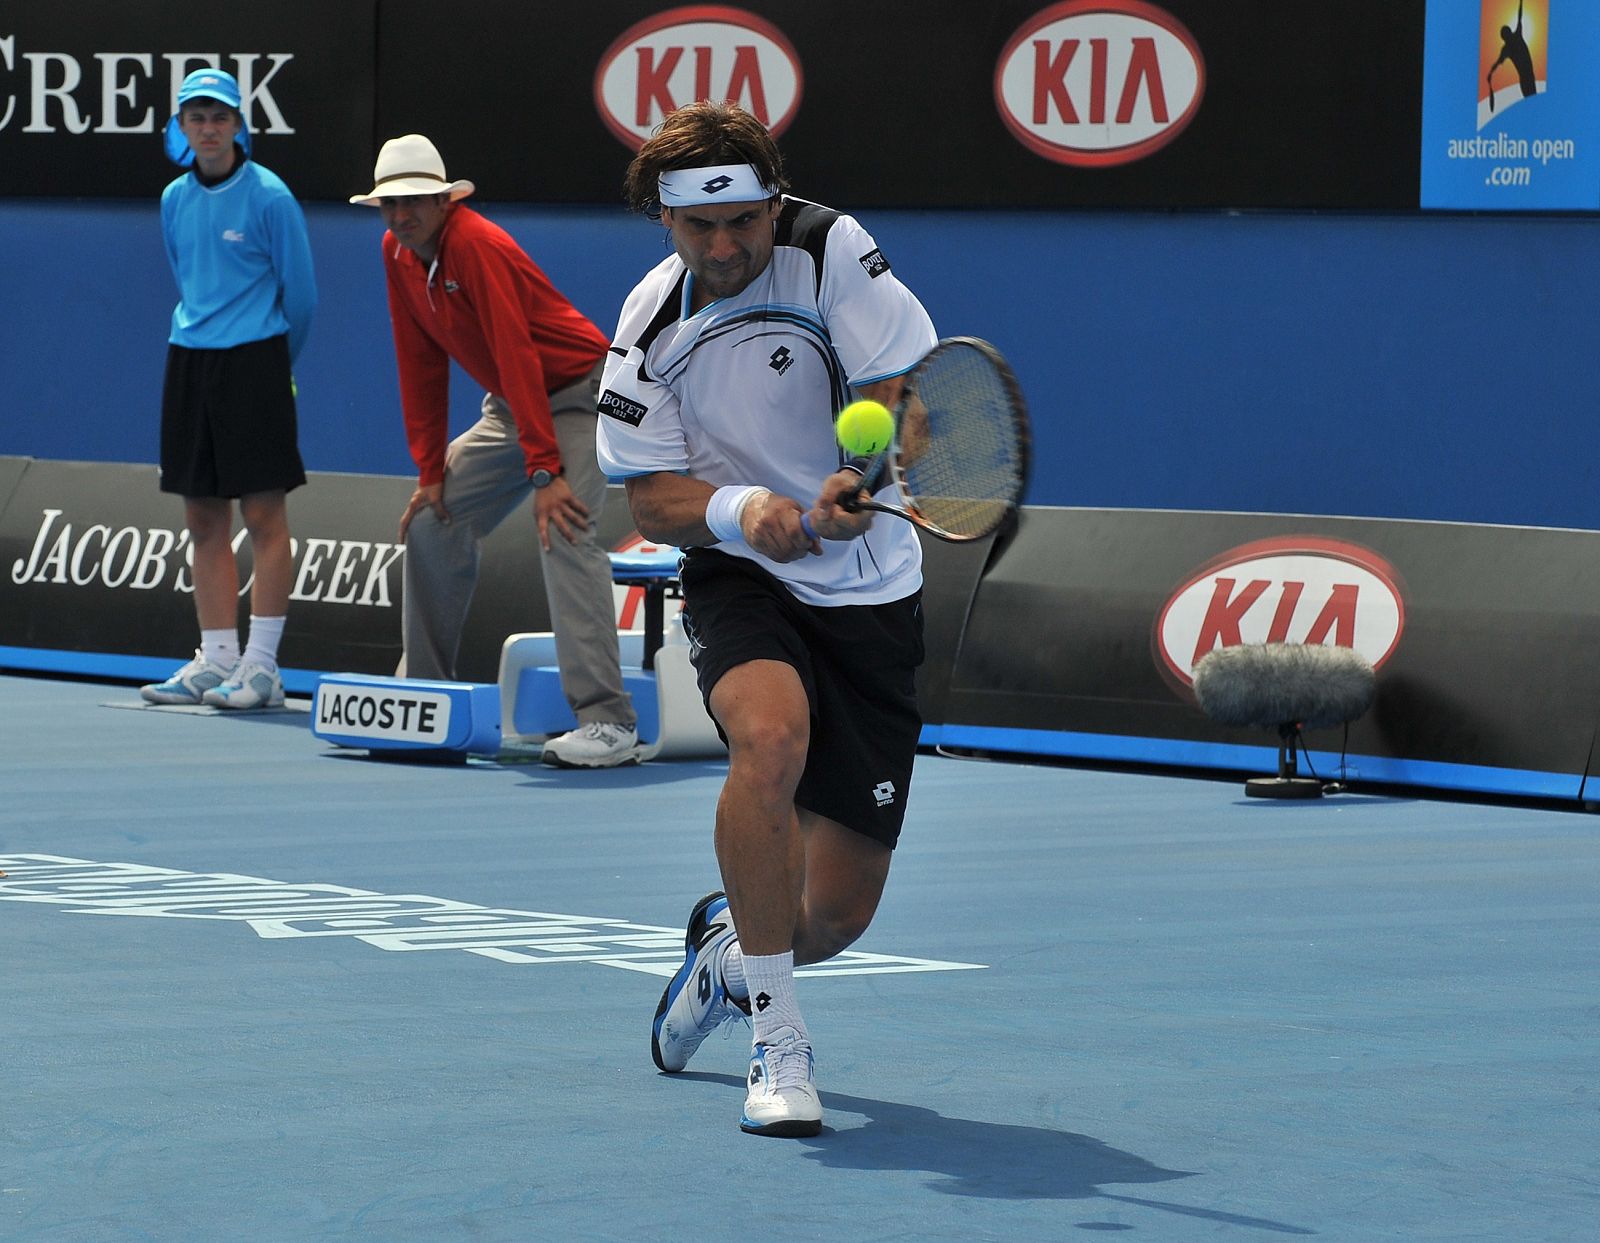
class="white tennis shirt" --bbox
[597,198,937,606]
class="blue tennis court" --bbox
[4,671,1596,1241]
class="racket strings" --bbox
[898,346,1026,537]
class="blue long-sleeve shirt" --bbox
[161,158,316,362]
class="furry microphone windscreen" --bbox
[1191,643,1376,730]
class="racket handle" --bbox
[800,512,818,540]
[854,453,887,492]
[840,454,885,514]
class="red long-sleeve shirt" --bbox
[382,205,610,485]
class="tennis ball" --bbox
[835,400,895,456]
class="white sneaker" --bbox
[652,892,748,1072]
[541,721,641,768]
[201,659,285,710]
[740,1025,822,1138]
[141,650,234,705]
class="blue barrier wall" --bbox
[4,200,1597,528]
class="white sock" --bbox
[201,629,239,670]
[741,950,807,1045]
[722,941,748,1000]
[242,614,286,670]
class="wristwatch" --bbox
[531,466,561,488]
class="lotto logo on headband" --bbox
[599,390,648,426]
[658,163,775,207]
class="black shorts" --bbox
[679,548,925,849]
[160,335,306,498]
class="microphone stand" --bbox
[1245,722,1325,799]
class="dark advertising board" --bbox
[942,507,1600,797]
[0,459,590,684]
[0,457,986,700]
[3,462,415,676]
[0,2,374,201]
[7,1,1423,209]
[10,457,1599,800]
[377,0,1425,210]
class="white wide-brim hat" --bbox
[349,134,475,205]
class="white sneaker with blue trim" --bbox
[741,1025,822,1138]
[652,891,746,1072]
[201,659,284,710]
[140,650,234,705]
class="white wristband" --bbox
[705,485,770,543]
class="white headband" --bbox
[658,163,776,208]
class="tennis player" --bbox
[141,68,316,710]
[596,102,937,1136]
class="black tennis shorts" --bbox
[160,335,306,498]
[678,547,925,849]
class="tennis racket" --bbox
[809,336,1030,543]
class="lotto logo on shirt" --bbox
[858,248,890,278]
[598,389,648,426]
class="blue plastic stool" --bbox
[607,543,683,671]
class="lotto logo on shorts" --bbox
[872,781,896,807]
[858,248,891,278]
[598,389,648,426]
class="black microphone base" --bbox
[1245,775,1324,799]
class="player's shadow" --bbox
[681,1074,1313,1233]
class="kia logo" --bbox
[1154,537,1406,689]
[994,0,1205,167]
[593,5,804,151]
